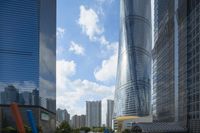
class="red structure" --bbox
[10,103,26,133]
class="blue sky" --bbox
[56,0,120,124]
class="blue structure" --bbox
[114,0,152,118]
[104,128,110,133]
[27,110,38,133]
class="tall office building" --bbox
[106,100,114,128]
[113,0,152,120]
[152,0,178,122]
[71,115,86,129]
[178,0,200,132]
[0,0,56,132]
[86,101,101,127]
[153,0,200,132]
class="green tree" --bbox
[80,127,91,133]
[24,124,32,133]
[1,125,32,133]
[55,121,72,133]
[1,126,17,133]
[91,127,105,132]
[72,128,80,133]
[122,129,131,133]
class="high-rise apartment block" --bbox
[106,100,114,128]
[56,108,70,123]
[71,115,86,129]
[86,101,101,127]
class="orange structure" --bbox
[10,103,26,133]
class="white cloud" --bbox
[94,53,117,82]
[78,5,103,40]
[57,60,76,77]
[95,0,114,17]
[94,42,118,82]
[57,60,76,93]
[106,42,118,51]
[56,59,114,121]
[99,35,109,46]
[57,27,65,38]
[69,41,85,55]
[77,5,117,56]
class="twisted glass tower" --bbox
[114,0,152,119]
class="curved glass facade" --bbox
[114,0,151,118]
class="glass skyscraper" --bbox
[0,0,56,132]
[114,0,152,119]
[152,0,178,122]
[178,0,200,132]
[153,0,200,132]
